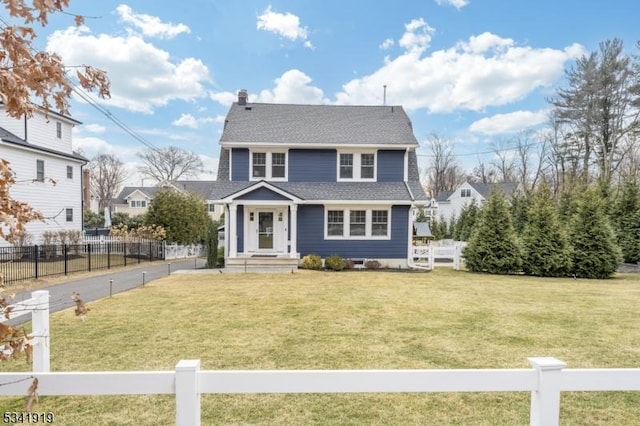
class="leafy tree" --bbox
[83,209,104,229]
[611,181,640,263]
[463,191,522,274]
[521,183,572,277]
[137,146,203,183]
[569,188,622,278]
[454,199,479,241]
[111,212,143,229]
[144,189,211,244]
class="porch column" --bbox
[229,204,237,257]
[290,204,298,257]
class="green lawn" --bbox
[2,269,640,425]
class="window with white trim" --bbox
[36,159,45,181]
[56,122,62,139]
[65,208,73,222]
[325,207,390,239]
[251,151,287,180]
[461,188,472,197]
[66,165,73,179]
[129,200,147,208]
[337,152,376,181]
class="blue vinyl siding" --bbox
[377,150,405,182]
[237,187,291,201]
[231,148,249,181]
[297,205,409,259]
[289,149,336,182]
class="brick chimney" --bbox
[238,89,248,106]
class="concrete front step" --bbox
[224,256,299,273]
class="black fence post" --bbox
[138,241,141,264]
[88,243,92,272]
[148,241,152,262]
[34,245,39,279]
[124,242,127,266]
[107,242,111,269]
[64,244,68,276]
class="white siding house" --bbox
[435,182,518,222]
[0,105,86,247]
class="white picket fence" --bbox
[164,243,205,260]
[412,241,466,270]
[1,357,639,425]
[0,290,50,372]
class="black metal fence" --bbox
[0,241,165,285]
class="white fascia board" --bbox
[219,181,303,204]
[221,141,417,150]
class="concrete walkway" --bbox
[7,258,207,326]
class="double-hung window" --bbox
[251,151,287,180]
[130,200,147,208]
[461,188,472,197]
[326,207,390,239]
[66,165,73,179]
[65,208,73,222]
[56,122,62,139]
[337,152,376,181]
[36,160,45,181]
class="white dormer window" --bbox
[130,200,147,208]
[250,151,287,181]
[337,151,376,181]
[461,188,472,197]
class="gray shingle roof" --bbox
[469,182,518,199]
[1,126,87,162]
[113,186,163,204]
[209,180,428,203]
[220,103,419,146]
[170,180,216,199]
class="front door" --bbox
[258,211,274,250]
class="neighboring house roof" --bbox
[220,103,419,147]
[0,126,87,162]
[435,191,453,202]
[211,180,427,203]
[468,182,519,199]
[413,222,433,238]
[170,180,216,200]
[113,186,163,204]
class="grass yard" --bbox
[1,268,640,425]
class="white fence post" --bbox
[528,357,566,426]
[176,359,201,426]
[30,290,50,373]
[428,246,435,270]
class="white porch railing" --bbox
[1,357,640,426]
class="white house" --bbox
[0,104,86,246]
[435,181,518,222]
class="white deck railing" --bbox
[1,357,640,426]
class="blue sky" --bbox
[14,0,639,185]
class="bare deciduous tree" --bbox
[425,135,465,197]
[89,154,128,211]
[490,139,517,182]
[512,131,549,195]
[137,146,204,183]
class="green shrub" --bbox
[365,259,381,270]
[301,253,322,270]
[324,254,346,271]
[344,259,355,269]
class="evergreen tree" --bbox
[569,188,622,278]
[144,189,212,244]
[206,221,219,268]
[510,191,531,234]
[611,181,640,263]
[521,183,572,277]
[454,199,479,241]
[431,215,449,240]
[463,191,522,274]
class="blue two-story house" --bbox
[212,90,428,270]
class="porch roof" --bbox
[210,180,428,203]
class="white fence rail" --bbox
[1,357,640,426]
[164,243,205,260]
[0,290,50,372]
[412,241,466,270]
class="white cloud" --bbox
[172,113,217,129]
[469,110,550,135]
[335,22,584,112]
[84,123,106,134]
[379,38,394,50]
[398,18,435,54]
[115,5,190,39]
[73,136,139,160]
[435,0,470,10]
[47,26,212,113]
[210,91,237,107]
[197,154,219,180]
[257,6,313,49]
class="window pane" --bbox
[372,210,388,236]
[339,154,353,179]
[361,154,375,179]
[253,153,266,178]
[350,210,366,236]
[327,210,344,236]
[65,208,73,222]
[36,160,44,181]
[67,166,73,179]
[272,153,286,178]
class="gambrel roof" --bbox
[220,103,419,147]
